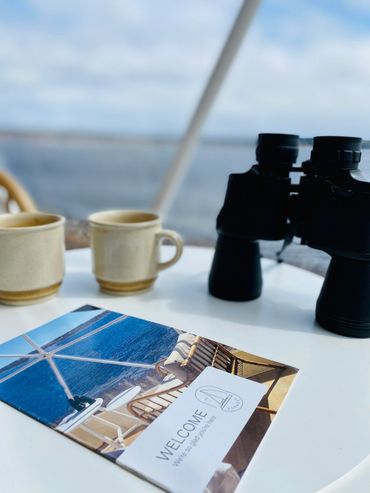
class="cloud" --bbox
[207,1,370,137]
[0,0,369,137]
[0,0,241,133]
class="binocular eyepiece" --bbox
[209,133,370,338]
[256,133,299,169]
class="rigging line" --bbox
[0,357,43,384]
[22,334,47,354]
[0,354,41,359]
[47,357,74,400]
[53,354,155,369]
[51,314,128,354]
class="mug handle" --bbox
[156,230,184,271]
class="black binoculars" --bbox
[209,133,370,338]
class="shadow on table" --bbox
[140,265,337,339]
[59,261,336,339]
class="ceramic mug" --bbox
[89,210,183,294]
[0,212,65,305]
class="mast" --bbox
[153,0,261,216]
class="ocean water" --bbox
[1,136,369,244]
[0,310,179,426]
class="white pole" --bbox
[153,0,261,216]
[22,334,74,400]
[22,334,47,354]
[0,358,42,384]
[47,357,74,400]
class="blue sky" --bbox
[0,0,369,137]
[0,309,104,369]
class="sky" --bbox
[0,0,370,138]
[0,309,104,369]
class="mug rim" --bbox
[0,212,65,232]
[88,209,161,228]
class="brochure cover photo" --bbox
[0,305,298,493]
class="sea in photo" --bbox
[0,305,298,493]
[0,306,179,426]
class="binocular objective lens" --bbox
[310,136,362,171]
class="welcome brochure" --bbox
[0,305,298,493]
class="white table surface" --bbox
[0,246,369,493]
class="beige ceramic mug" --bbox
[89,210,183,294]
[0,212,65,305]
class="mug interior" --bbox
[89,210,159,226]
[0,212,64,230]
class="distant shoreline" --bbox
[0,129,255,146]
[2,130,368,148]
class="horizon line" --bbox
[0,129,369,147]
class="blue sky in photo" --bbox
[27,309,106,347]
[0,336,37,369]
[0,0,369,136]
[0,309,179,425]
[0,309,105,368]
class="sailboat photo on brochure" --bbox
[0,305,298,493]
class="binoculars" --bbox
[209,134,370,338]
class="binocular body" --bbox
[209,134,370,338]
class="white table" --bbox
[0,246,369,493]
